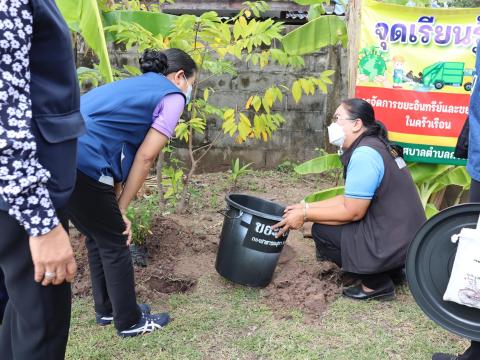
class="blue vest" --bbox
[77,72,184,185]
[468,48,480,181]
[0,0,85,211]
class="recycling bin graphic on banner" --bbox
[355,1,480,165]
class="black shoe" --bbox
[389,268,407,286]
[96,303,151,326]
[432,353,459,360]
[342,283,395,301]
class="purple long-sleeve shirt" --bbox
[151,93,185,138]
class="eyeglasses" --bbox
[332,116,356,124]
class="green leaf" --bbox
[103,10,175,38]
[308,4,325,20]
[281,15,347,55]
[295,154,342,175]
[408,163,452,184]
[425,203,439,219]
[122,65,142,76]
[252,96,262,112]
[293,0,325,4]
[304,186,344,203]
[436,166,471,189]
[56,0,113,82]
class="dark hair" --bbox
[342,98,389,143]
[139,48,197,78]
[342,98,403,157]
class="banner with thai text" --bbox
[355,1,480,165]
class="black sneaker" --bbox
[96,303,151,326]
[117,312,170,338]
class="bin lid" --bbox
[226,194,285,221]
[406,203,480,341]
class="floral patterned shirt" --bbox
[0,0,59,237]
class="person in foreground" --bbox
[431,46,480,360]
[273,98,426,301]
[0,1,84,358]
[68,48,196,337]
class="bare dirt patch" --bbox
[71,171,343,322]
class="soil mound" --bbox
[71,213,343,322]
[264,245,343,321]
[71,216,212,301]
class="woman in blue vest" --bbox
[67,48,196,337]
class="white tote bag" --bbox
[443,219,480,309]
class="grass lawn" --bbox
[66,170,469,359]
[67,275,467,360]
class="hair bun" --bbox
[139,49,168,74]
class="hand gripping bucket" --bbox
[215,194,289,288]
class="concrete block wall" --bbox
[79,43,348,172]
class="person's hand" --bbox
[272,208,304,238]
[121,212,132,246]
[29,224,77,286]
[284,203,304,213]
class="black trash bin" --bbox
[215,194,289,288]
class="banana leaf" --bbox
[56,0,113,82]
[425,203,439,219]
[102,10,176,41]
[281,15,347,55]
[293,0,324,4]
[304,186,344,203]
[436,166,471,189]
[295,154,342,175]
[407,163,452,184]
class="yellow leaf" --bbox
[238,114,252,140]
[233,21,242,40]
[239,16,247,28]
[264,88,274,107]
[300,78,310,94]
[292,81,302,103]
[245,10,251,18]
[245,95,254,109]
[318,80,328,94]
[203,88,209,101]
[262,97,270,114]
[224,108,235,120]
[239,112,251,126]
[261,131,268,141]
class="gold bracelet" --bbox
[303,202,309,221]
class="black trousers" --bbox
[67,171,140,331]
[0,268,7,322]
[0,210,71,360]
[311,223,400,289]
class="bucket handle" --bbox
[217,208,244,220]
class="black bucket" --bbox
[215,194,289,288]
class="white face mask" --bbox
[327,122,345,148]
[183,74,192,104]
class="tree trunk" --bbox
[175,161,196,214]
[346,0,361,98]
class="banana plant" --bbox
[408,163,471,217]
[295,153,345,202]
[56,0,176,83]
[56,0,113,82]
[295,153,471,218]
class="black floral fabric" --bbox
[0,0,59,237]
